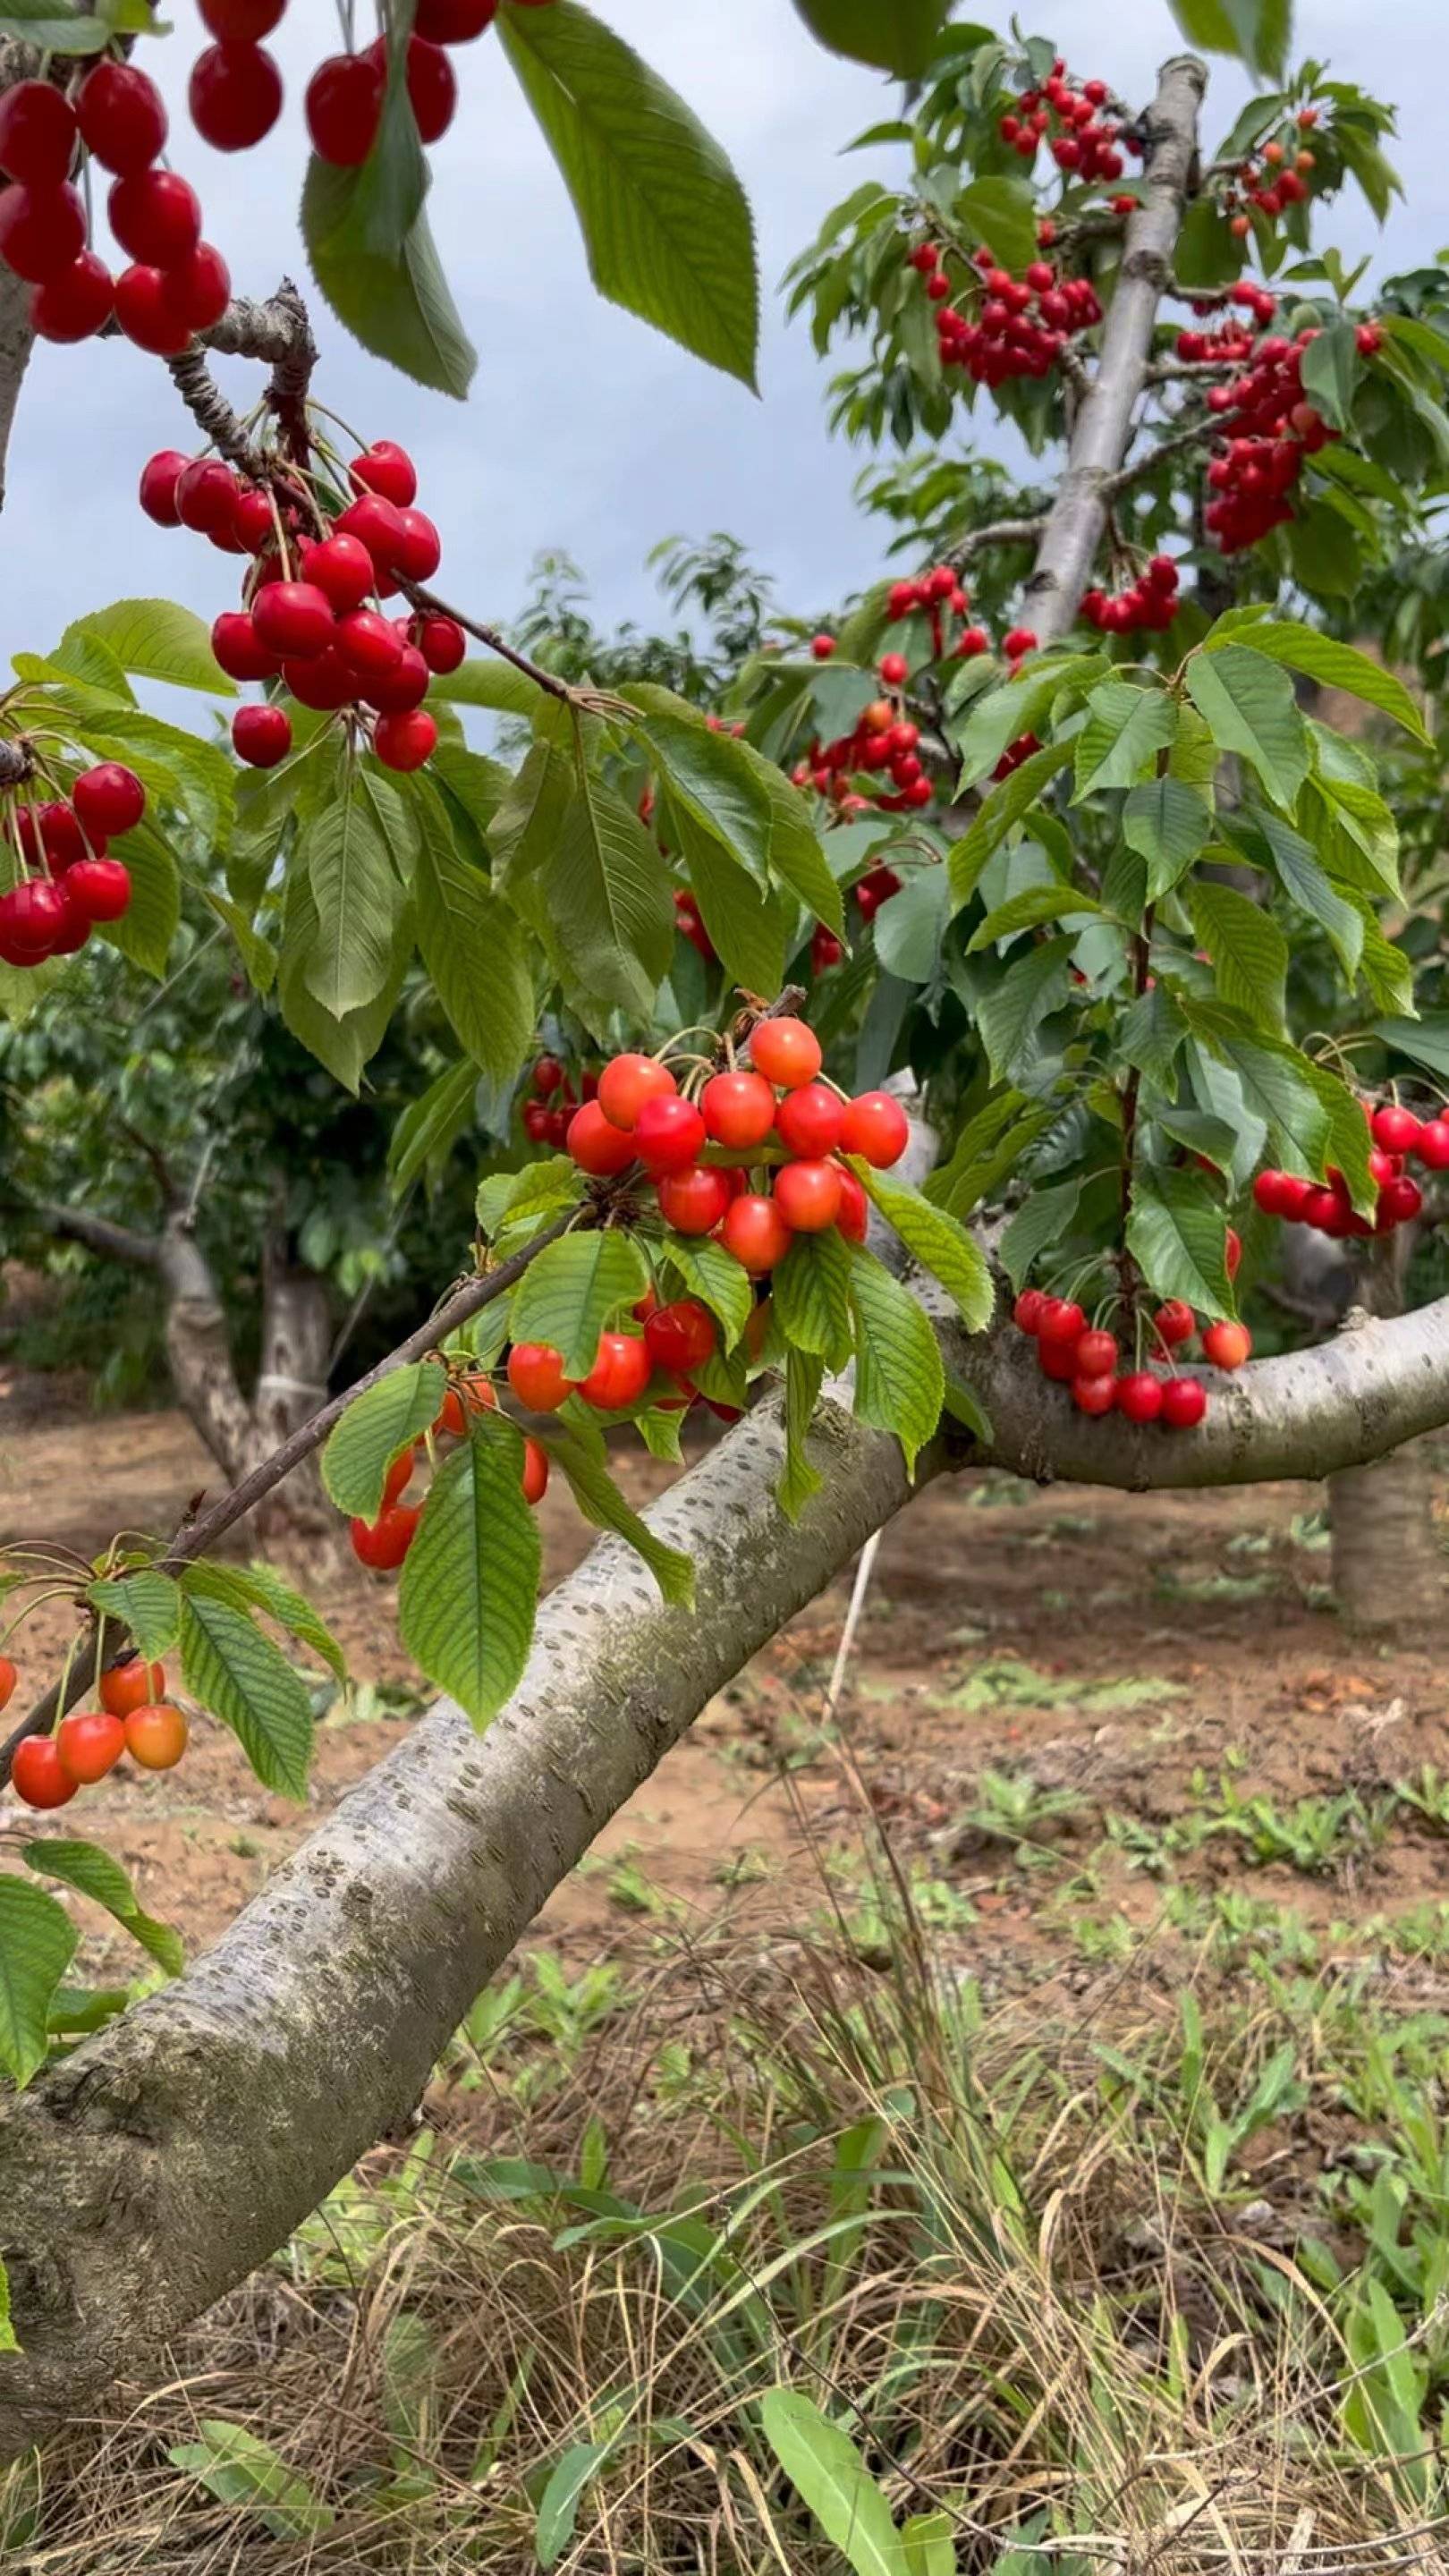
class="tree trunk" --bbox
[1329,1235,1444,1628]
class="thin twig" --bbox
[823,1531,882,1723]
[1106,412,1220,496]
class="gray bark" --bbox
[1329,1237,1444,1628]
[0,39,38,512]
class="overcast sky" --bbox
[3,0,1445,665]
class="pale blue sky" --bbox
[2,0,1445,660]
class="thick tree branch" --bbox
[29,1202,158,1267]
[1024,53,1208,642]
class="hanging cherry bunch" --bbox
[914,243,1103,388]
[1174,278,1280,364]
[1200,322,1384,553]
[5,1657,189,1811]
[1223,106,1319,239]
[1012,1228,1249,1428]
[1253,1102,1449,1238]
[0,759,142,969]
[140,428,460,775]
[521,1051,599,1148]
[792,692,933,817]
[1080,554,1179,634]
[996,58,1131,182]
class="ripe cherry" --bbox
[1417,1119,1449,1170]
[56,1709,125,1785]
[38,802,91,869]
[567,1099,637,1175]
[531,1053,564,1097]
[1379,1174,1424,1226]
[335,491,410,571]
[634,1092,707,1174]
[301,533,376,613]
[521,1438,549,1505]
[123,1701,190,1770]
[109,169,201,267]
[415,613,466,674]
[233,703,292,767]
[1013,1289,1046,1334]
[578,1332,651,1410]
[0,81,78,188]
[598,1052,677,1131]
[1153,1300,1195,1348]
[114,262,199,353]
[436,1376,496,1437]
[879,652,910,685]
[351,1504,420,1569]
[1372,1103,1422,1154]
[1224,1226,1242,1282]
[723,1191,792,1271]
[161,242,232,333]
[836,1168,869,1242]
[177,457,239,533]
[840,1089,910,1168]
[76,60,168,173]
[1161,1376,1207,1429]
[12,1737,78,1809]
[1115,1370,1165,1425]
[212,612,280,681]
[645,1299,716,1376]
[30,252,114,342]
[374,708,438,771]
[701,1069,775,1148]
[98,1658,166,1720]
[252,580,335,658]
[363,643,429,713]
[417,0,498,32]
[350,441,419,508]
[0,182,86,284]
[200,0,286,30]
[1253,1167,1298,1216]
[382,1448,415,1508]
[64,857,131,922]
[1037,1298,1085,1348]
[0,1658,14,1712]
[1072,1372,1116,1415]
[507,1342,572,1411]
[337,607,405,680]
[139,449,190,526]
[74,763,144,839]
[776,1082,845,1159]
[1076,1328,1117,1377]
[657,1165,734,1234]
[1202,1320,1251,1370]
[362,35,457,143]
[391,506,443,582]
[750,1016,822,1090]
[774,1158,843,1233]
[306,55,386,166]
[189,42,284,150]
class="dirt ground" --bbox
[4,1355,1449,2008]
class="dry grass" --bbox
[13,1886,1449,2576]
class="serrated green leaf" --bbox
[1166,0,1291,78]
[1250,809,1363,979]
[854,1168,993,1330]
[659,1233,753,1351]
[625,683,774,884]
[948,741,1074,911]
[1299,319,1360,431]
[951,654,1108,788]
[63,597,231,695]
[302,158,475,399]
[951,175,1039,277]
[1125,1163,1235,1322]
[1355,913,1414,1017]
[546,760,674,1024]
[276,868,411,1093]
[182,1561,348,1686]
[672,803,788,993]
[204,888,276,996]
[1190,879,1287,1031]
[1236,622,1428,742]
[411,776,533,1081]
[764,769,845,933]
[779,1348,826,1521]
[508,1230,650,1379]
[0,1878,76,2089]
[976,937,1073,1082]
[88,1570,181,1661]
[1300,1053,1376,1215]
[536,1424,693,1606]
[847,1250,944,1477]
[1184,1001,1330,1177]
[95,819,180,979]
[320,1360,447,1521]
[0,7,107,52]
[968,881,1102,952]
[635,1404,685,1463]
[1185,646,1309,809]
[1122,778,1213,895]
[999,1177,1081,1292]
[872,867,949,984]
[398,1417,541,1726]
[774,1229,854,1369]
[389,1060,479,1196]
[1374,1015,1449,1082]
[1072,682,1178,800]
[477,1157,586,1243]
[177,1592,314,1800]
[300,789,405,1021]
[23,1839,183,1978]
[1119,983,1189,1088]
[499,0,758,388]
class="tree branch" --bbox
[28,1202,159,1267]
[1106,413,1219,497]
[0,38,42,513]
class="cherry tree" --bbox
[0,0,1446,2453]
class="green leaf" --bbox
[854,1169,993,1330]
[508,1230,650,1378]
[659,1233,753,1351]
[167,2423,334,2544]
[1235,623,1428,742]
[949,741,1073,911]
[774,1228,854,1369]
[320,1360,447,1521]
[1302,1055,1376,1215]
[389,1060,479,1196]
[88,1569,181,1661]
[999,1177,1081,1293]
[1251,810,1363,979]
[759,2386,904,2576]
[789,0,949,76]
[1122,778,1213,896]
[398,1416,541,1727]
[411,778,534,1081]
[967,881,1101,952]
[177,1590,315,1800]
[779,1349,826,1522]
[1119,983,1188,1088]
[874,868,950,982]
[848,1250,945,1478]
[536,2442,611,2571]
[1190,879,1287,1031]
[671,803,788,994]
[277,869,411,1094]
[302,157,475,399]
[976,938,1073,1083]
[1376,1015,1449,1082]
[0,2255,17,2355]
[300,787,405,1021]
[0,7,108,52]
[951,176,1039,278]
[204,888,276,996]
[951,653,1107,787]
[0,1879,76,2090]
[1125,1164,1235,1322]
[1299,318,1360,430]
[625,684,773,884]
[546,760,674,1024]
[1185,646,1309,810]
[95,819,180,979]
[1166,0,1292,78]
[536,1424,693,1606]
[477,1157,585,1245]
[764,769,845,933]
[23,1839,183,1978]
[1285,502,1361,601]
[499,0,758,388]
[182,1560,348,1686]
[1072,682,1178,799]
[1355,911,1413,1019]
[1185,1002,1330,1176]
[63,597,231,695]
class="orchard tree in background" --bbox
[1,0,1449,2453]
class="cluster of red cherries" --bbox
[1080,555,1180,634]
[1199,318,1373,554]
[139,432,458,775]
[0,764,141,969]
[347,1369,553,1573]
[915,242,1104,389]
[1253,1102,1447,1239]
[4,1654,189,1811]
[521,1050,598,1149]
[809,865,903,978]
[1174,278,1281,366]
[1013,1241,1251,1430]
[792,690,934,818]
[996,58,1135,186]
[1222,108,1319,239]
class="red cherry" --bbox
[233,703,292,767]
[775,1083,845,1159]
[176,458,239,534]
[1003,627,1038,659]
[567,1100,637,1175]
[506,1342,572,1411]
[1037,1298,1085,1348]
[74,763,145,838]
[1416,1119,1449,1171]
[750,1016,822,1089]
[12,1737,79,1809]
[1153,1300,1195,1348]
[0,182,85,284]
[3,877,69,954]
[160,242,232,332]
[362,643,429,714]
[38,802,92,869]
[350,1505,419,1570]
[634,1093,707,1173]
[139,449,190,526]
[1161,1377,1207,1429]
[879,653,910,685]
[349,441,419,508]
[775,1159,843,1233]
[64,857,131,922]
[108,168,201,267]
[723,1191,792,1271]
[1224,1226,1242,1282]
[200,0,285,30]
[335,491,410,575]
[299,533,375,613]
[114,263,194,354]
[416,0,498,32]
[284,649,356,712]
[700,1068,775,1148]
[390,506,443,582]
[0,81,78,188]
[1379,1174,1424,1226]
[374,708,438,771]
[657,1165,734,1235]
[811,634,836,660]
[531,1053,565,1097]
[1013,1289,1046,1335]
[645,1299,716,1376]
[1038,1336,1080,1383]
[252,580,335,658]
[414,613,466,674]
[76,60,167,174]
[123,1702,189,1769]
[0,1658,15,1713]
[336,607,405,681]
[1372,1103,1422,1154]
[188,43,284,150]
[597,1052,677,1131]
[1072,1372,1116,1415]
[306,54,385,165]
[362,36,456,143]
[212,611,280,681]
[839,1089,910,1168]
[1075,1328,1117,1378]
[1202,1320,1251,1370]
[1115,1370,1164,1425]
[578,1332,651,1410]
[1252,1167,1297,1216]
[30,251,114,342]
[45,884,92,956]
[55,1708,125,1785]
[99,1658,167,1725]
[521,1438,549,1506]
